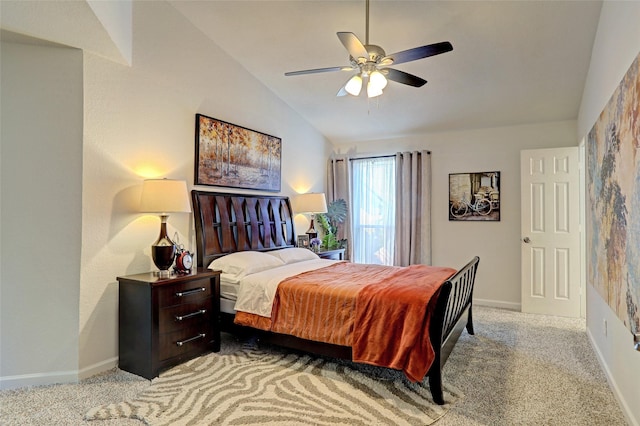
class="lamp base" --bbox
[153,269,173,278]
[151,215,176,274]
[306,214,318,241]
[152,244,176,272]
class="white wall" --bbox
[0,41,83,388]
[577,2,640,424]
[1,1,331,387]
[78,1,330,375]
[335,120,577,310]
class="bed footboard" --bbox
[428,256,480,404]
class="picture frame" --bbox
[297,234,310,248]
[195,114,282,192]
[449,171,500,221]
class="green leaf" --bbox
[326,199,347,226]
[317,199,349,250]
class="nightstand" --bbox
[118,268,220,379]
[316,248,345,260]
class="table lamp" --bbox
[140,178,191,276]
[294,192,328,241]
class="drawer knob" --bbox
[176,333,206,347]
[175,309,207,321]
[175,287,206,297]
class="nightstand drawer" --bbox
[157,278,212,307]
[159,299,212,333]
[160,325,211,361]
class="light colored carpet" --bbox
[85,345,460,425]
[0,307,628,425]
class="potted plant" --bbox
[316,199,348,250]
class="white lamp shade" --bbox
[140,179,191,214]
[367,81,383,98]
[345,74,363,96]
[369,70,388,90]
[294,192,328,214]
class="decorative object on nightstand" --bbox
[117,268,221,379]
[294,192,327,241]
[297,234,310,248]
[310,237,322,252]
[174,246,193,275]
[140,178,191,277]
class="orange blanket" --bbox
[235,262,391,345]
[234,262,456,382]
[352,265,456,382]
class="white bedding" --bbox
[233,258,340,317]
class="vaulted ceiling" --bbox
[171,1,602,145]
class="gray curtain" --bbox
[394,151,432,266]
[327,156,353,261]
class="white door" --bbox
[521,147,581,317]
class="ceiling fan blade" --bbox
[383,68,427,87]
[384,41,453,66]
[285,66,347,76]
[337,32,369,60]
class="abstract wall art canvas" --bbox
[586,51,640,337]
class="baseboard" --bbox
[78,356,119,380]
[0,356,118,390]
[586,328,638,426]
[0,369,79,391]
[473,298,521,311]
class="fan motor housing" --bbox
[350,44,386,66]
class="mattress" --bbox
[220,297,236,314]
[221,280,239,301]
[220,278,239,314]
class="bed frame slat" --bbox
[427,255,479,404]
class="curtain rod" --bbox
[332,151,431,162]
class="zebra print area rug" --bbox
[85,346,461,425]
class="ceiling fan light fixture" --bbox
[369,70,388,90]
[367,81,383,98]
[345,74,363,96]
[284,0,453,101]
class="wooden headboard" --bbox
[191,191,296,267]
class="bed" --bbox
[192,190,479,405]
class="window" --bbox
[351,156,396,265]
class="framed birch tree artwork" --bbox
[195,114,281,192]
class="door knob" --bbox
[523,237,531,243]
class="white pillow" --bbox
[208,251,285,280]
[267,247,319,264]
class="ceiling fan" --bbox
[284,0,453,98]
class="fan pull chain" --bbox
[366,94,380,115]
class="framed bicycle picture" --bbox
[449,171,500,221]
